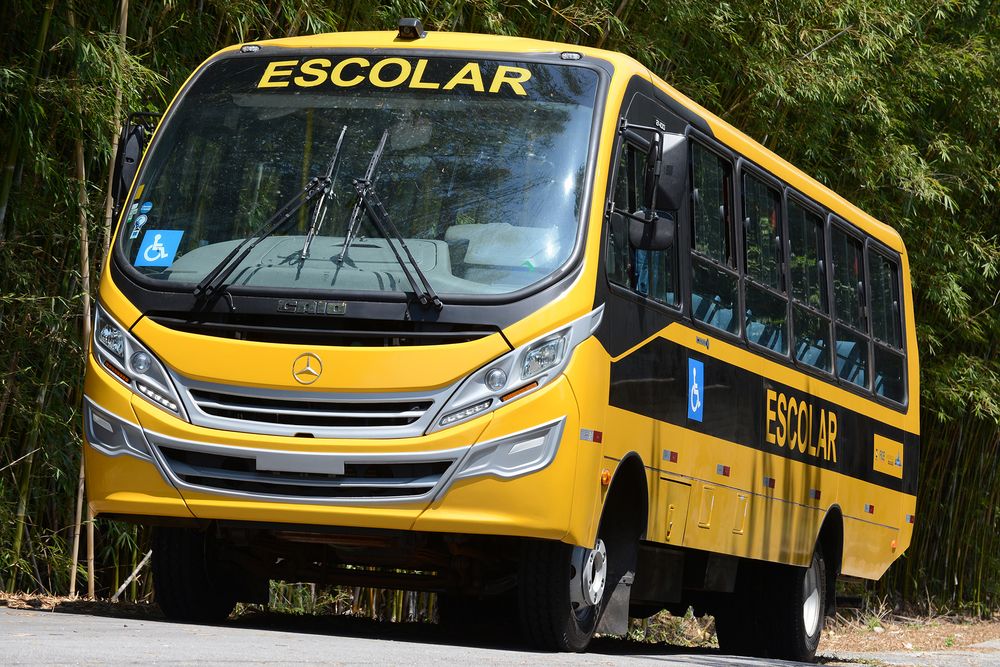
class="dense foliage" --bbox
[1,0,997,613]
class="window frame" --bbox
[784,189,834,378]
[603,127,682,313]
[687,131,742,341]
[865,237,909,407]
[828,215,873,392]
[737,159,790,360]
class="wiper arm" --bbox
[300,125,347,260]
[193,175,331,301]
[353,179,443,311]
[338,129,388,265]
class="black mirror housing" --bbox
[111,112,160,217]
[629,210,675,251]
[640,131,687,212]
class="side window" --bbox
[607,145,638,289]
[831,224,868,387]
[742,173,787,353]
[607,139,677,306]
[869,249,905,402]
[788,198,831,371]
[690,143,737,333]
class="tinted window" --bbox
[788,200,827,312]
[692,144,734,266]
[743,175,783,289]
[831,226,865,330]
[691,143,737,333]
[870,251,902,348]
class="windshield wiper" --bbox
[193,175,331,301]
[352,177,444,311]
[338,130,387,266]
[300,125,347,260]
[336,130,443,310]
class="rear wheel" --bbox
[715,549,826,662]
[518,538,609,652]
[152,526,238,623]
[770,549,826,662]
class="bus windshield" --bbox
[118,55,600,299]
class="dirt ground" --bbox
[820,610,1000,654]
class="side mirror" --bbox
[112,112,159,217]
[643,132,687,212]
[629,211,675,250]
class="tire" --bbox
[768,549,826,662]
[715,550,826,662]
[437,592,517,639]
[517,539,608,652]
[152,526,238,623]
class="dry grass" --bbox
[821,605,1000,654]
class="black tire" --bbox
[437,592,517,640]
[715,550,826,662]
[517,540,603,652]
[152,526,238,623]
[768,549,826,662]
[714,562,767,657]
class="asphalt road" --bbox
[2,606,998,666]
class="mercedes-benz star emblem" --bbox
[292,353,323,385]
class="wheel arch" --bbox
[598,452,648,543]
[818,504,844,616]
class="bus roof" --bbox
[236,30,904,254]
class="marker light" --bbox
[397,18,426,40]
[439,399,492,427]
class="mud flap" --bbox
[595,570,634,635]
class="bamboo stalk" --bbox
[111,549,151,602]
[100,0,130,261]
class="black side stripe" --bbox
[609,337,919,495]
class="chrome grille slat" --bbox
[152,441,460,502]
[172,379,450,438]
[192,398,426,420]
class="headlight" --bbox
[93,304,187,419]
[521,335,568,379]
[429,305,603,432]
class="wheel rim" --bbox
[802,555,822,637]
[570,539,608,613]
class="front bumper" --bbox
[84,350,587,542]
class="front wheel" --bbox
[518,538,609,652]
[152,526,238,623]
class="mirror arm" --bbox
[612,206,659,224]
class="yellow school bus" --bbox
[84,19,918,660]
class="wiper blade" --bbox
[353,178,444,311]
[338,129,388,265]
[193,175,331,301]
[300,125,347,260]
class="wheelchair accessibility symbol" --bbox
[134,229,183,267]
[687,358,704,422]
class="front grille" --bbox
[189,389,432,429]
[158,446,455,500]
[148,312,498,347]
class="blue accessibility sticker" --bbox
[140,201,153,214]
[687,358,704,422]
[134,230,183,267]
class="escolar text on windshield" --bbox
[256,57,532,95]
